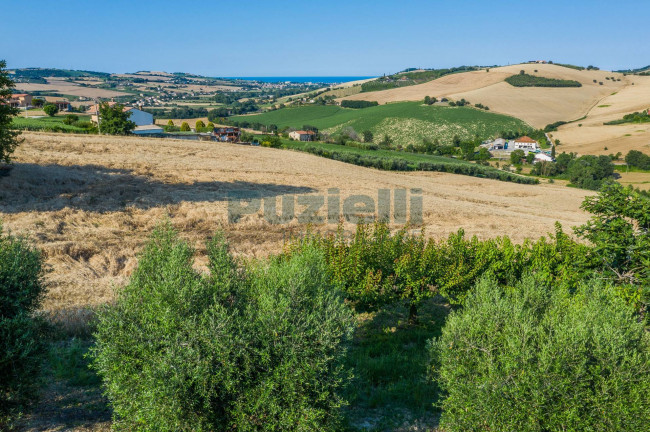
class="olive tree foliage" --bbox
[42,104,58,117]
[0,60,22,163]
[0,226,46,425]
[430,275,650,432]
[575,183,650,312]
[91,224,354,432]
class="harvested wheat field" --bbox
[343,64,630,128]
[0,132,592,315]
[553,74,650,155]
[14,78,129,98]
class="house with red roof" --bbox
[289,130,316,141]
[513,136,539,151]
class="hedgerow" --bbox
[298,145,538,184]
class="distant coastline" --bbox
[226,76,374,84]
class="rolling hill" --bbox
[340,64,634,128]
[231,102,529,146]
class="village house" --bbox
[43,97,71,112]
[213,127,241,143]
[512,136,539,151]
[6,93,33,108]
[289,130,316,141]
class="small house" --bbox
[491,138,507,150]
[213,127,241,143]
[289,130,316,141]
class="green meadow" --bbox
[232,102,530,146]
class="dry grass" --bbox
[341,64,630,128]
[552,75,650,155]
[0,132,592,314]
[14,78,129,98]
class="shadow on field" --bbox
[343,298,450,431]
[0,163,315,213]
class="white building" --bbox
[534,153,554,163]
[289,130,316,141]
[513,136,539,151]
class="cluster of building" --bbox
[481,136,554,162]
[4,93,71,111]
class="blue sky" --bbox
[3,0,648,76]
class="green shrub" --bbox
[505,73,582,87]
[91,225,353,431]
[430,276,650,432]
[0,227,46,425]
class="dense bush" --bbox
[625,149,650,170]
[430,276,650,432]
[340,100,378,109]
[605,110,650,125]
[291,222,591,321]
[91,225,353,431]
[0,227,46,425]
[505,73,582,87]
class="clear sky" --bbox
[2,0,648,76]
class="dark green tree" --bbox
[0,60,21,163]
[525,152,536,164]
[43,103,59,117]
[362,130,374,143]
[98,102,136,135]
[510,149,525,165]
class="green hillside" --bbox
[232,102,530,146]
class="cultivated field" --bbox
[553,75,650,155]
[0,132,592,316]
[14,78,129,98]
[233,102,530,146]
[342,64,632,128]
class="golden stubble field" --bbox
[342,64,639,128]
[0,132,593,314]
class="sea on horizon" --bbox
[226,76,374,84]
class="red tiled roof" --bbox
[516,136,537,143]
[294,130,315,134]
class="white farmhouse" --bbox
[289,130,316,141]
[513,136,539,151]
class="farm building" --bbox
[43,97,71,111]
[88,103,153,126]
[133,124,164,136]
[289,130,316,141]
[491,138,507,150]
[213,127,241,143]
[5,93,32,108]
[513,136,539,151]
[534,153,554,163]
